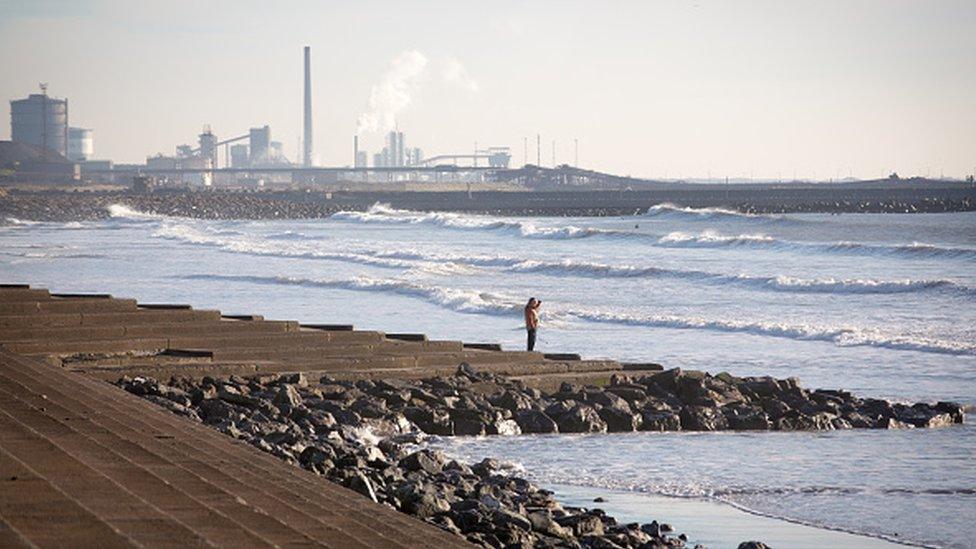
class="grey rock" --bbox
[553,405,608,433]
[639,410,681,431]
[400,449,445,475]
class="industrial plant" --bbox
[2,47,536,190]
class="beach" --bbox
[2,203,973,547]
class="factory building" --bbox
[229,144,249,168]
[371,130,422,168]
[269,141,284,162]
[67,127,93,161]
[10,87,69,157]
[197,126,218,167]
[249,125,270,164]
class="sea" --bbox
[2,203,974,548]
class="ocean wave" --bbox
[265,230,316,241]
[180,273,524,317]
[153,223,478,277]
[465,257,975,297]
[643,203,794,224]
[7,251,108,259]
[335,204,975,261]
[659,230,976,260]
[179,273,975,357]
[106,203,173,221]
[155,222,975,298]
[3,217,42,226]
[332,203,627,240]
[565,306,976,356]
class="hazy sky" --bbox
[1,0,974,179]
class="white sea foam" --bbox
[106,203,171,220]
[643,203,793,224]
[3,217,41,226]
[333,203,625,240]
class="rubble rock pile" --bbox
[117,365,963,548]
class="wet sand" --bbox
[551,484,911,549]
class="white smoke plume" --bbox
[442,57,479,92]
[356,50,428,134]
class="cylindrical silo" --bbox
[67,127,94,161]
[10,93,69,157]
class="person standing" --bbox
[524,297,541,351]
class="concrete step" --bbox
[0,288,51,302]
[165,331,384,349]
[78,356,621,383]
[0,298,139,316]
[4,331,390,358]
[0,309,222,328]
[0,320,301,343]
[206,340,464,361]
[327,359,624,381]
[4,337,170,357]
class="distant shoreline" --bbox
[1,183,974,222]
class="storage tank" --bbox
[10,92,69,157]
[67,127,93,161]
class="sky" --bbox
[1,0,974,180]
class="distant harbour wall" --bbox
[1,183,974,222]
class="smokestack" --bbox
[303,46,313,167]
[353,135,359,167]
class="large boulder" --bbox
[514,410,559,434]
[399,449,446,475]
[491,390,535,412]
[639,410,681,431]
[598,405,642,432]
[449,408,490,436]
[723,404,771,430]
[679,406,729,431]
[217,385,264,408]
[272,384,303,411]
[553,405,607,433]
[403,406,453,435]
[604,384,648,404]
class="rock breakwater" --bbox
[117,365,963,548]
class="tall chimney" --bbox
[303,46,313,167]
[353,135,359,167]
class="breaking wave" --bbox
[332,204,628,240]
[179,273,976,357]
[509,259,975,297]
[333,205,976,260]
[643,203,795,224]
[152,223,475,275]
[179,273,524,317]
[2,217,42,227]
[153,222,975,298]
[659,230,976,260]
[106,203,174,221]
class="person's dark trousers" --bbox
[527,329,537,351]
